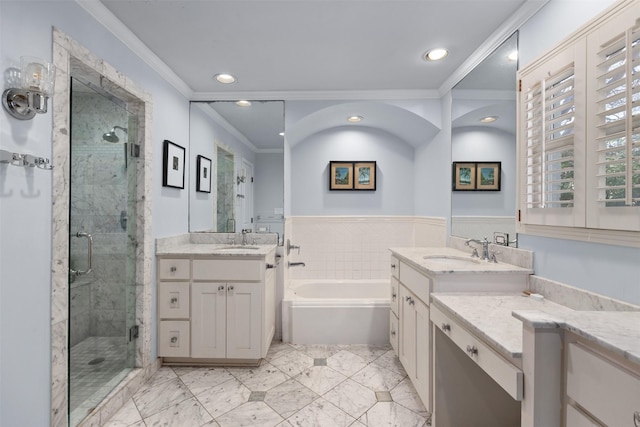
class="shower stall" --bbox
[68,77,138,426]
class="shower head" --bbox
[102,125,127,143]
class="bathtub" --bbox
[282,279,390,345]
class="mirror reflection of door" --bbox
[216,146,235,232]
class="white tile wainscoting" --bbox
[285,216,447,280]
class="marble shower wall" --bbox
[69,89,132,344]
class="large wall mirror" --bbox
[189,100,285,241]
[451,32,518,245]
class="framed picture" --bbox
[329,161,354,190]
[162,140,185,189]
[353,161,376,190]
[452,162,476,191]
[476,162,501,191]
[196,155,212,193]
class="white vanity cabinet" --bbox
[389,255,400,353]
[389,256,433,412]
[389,247,531,416]
[157,248,276,364]
[564,337,640,427]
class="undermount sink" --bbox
[422,255,482,266]
[217,245,261,251]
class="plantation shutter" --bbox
[519,41,586,227]
[587,11,640,231]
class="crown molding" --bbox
[193,103,259,153]
[75,0,194,99]
[191,89,440,102]
[438,0,549,96]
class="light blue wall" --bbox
[290,126,415,216]
[0,1,191,425]
[414,93,451,219]
[518,0,639,305]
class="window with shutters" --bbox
[517,0,640,244]
[518,41,586,228]
[586,17,640,231]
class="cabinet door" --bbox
[414,298,431,412]
[191,282,226,358]
[226,282,262,359]
[399,284,416,378]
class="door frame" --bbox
[51,29,155,426]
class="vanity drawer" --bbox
[192,259,262,281]
[399,261,431,304]
[158,320,190,358]
[390,255,399,279]
[566,342,640,427]
[566,404,601,427]
[390,312,399,353]
[431,304,523,401]
[390,277,400,316]
[158,258,190,280]
[158,282,190,319]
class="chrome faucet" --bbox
[241,229,248,246]
[465,237,490,260]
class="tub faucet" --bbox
[288,262,306,268]
[465,237,490,260]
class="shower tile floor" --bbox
[105,342,430,427]
[70,336,132,426]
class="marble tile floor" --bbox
[70,336,133,426]
[104,342,430,427]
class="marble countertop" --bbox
[513,310,640,365]
[156,243,277,257]
[431,293,575,360]
[390,247,533,276]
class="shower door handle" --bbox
[70,232,93,276]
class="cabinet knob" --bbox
[265,263,275,269]
[391,263,396,269]
[391,330,396,336]
[634,411,640,427]
[170,297,178,304]
[170,266,177,272]
[392,293,396,300]
[170,336,178,344]
[466,345,478,356]
[409,298,415,306]
[405,296,411,302]
[228,285,234,292]
[218,285,225,291]
[441,323,451,332]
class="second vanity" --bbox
[389,246,533,418]
[156,235,277,365]
[391,245,640,427]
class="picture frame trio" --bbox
[452,161,501,191]
[329,161,377,191]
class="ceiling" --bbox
[95,0,542,151]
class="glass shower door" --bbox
[68,77,137,426]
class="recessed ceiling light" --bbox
[279,132,285,136]
[235,100,251,107]
[480,116,498,123]
[347,115,363,123]
[214,73,236,84]
[425,48,449,61]
[507,51,518,61]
